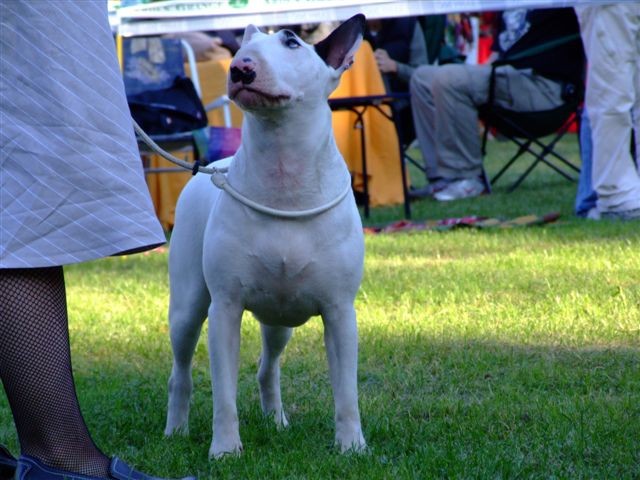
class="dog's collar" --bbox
[210,171,351,219]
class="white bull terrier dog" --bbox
[164,14,367,458]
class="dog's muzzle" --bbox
[230,66,256,85]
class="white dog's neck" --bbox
[228,102,349,210]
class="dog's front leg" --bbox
[208,301,244,458]
[322,304,366,453]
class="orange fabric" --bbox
[146,41,405,229]
[329,41,405,207]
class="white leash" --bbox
[133,120,223,176]
[133,120,351,219]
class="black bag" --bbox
[127,76,208,135]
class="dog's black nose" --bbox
[230,66,256,85]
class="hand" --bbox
[374,49,397,74]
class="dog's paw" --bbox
[259,395,289,429]
[164,422,189,437]
[164,408,190,437]
[335,430,367,454]
[272,409,289,430]
[209,438,243,459]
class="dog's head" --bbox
[227,14,365,111]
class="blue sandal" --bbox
[15,455,196,480]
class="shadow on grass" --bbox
[2,331,637,479]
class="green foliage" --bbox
[2,135,638,479]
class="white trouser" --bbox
[575,4,640,213]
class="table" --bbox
[329,93,412,219]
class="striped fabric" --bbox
[0,0,166,268]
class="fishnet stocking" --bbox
[0,267,111,477]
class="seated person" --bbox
[164,30,240,62]
[366,17,427,92]
[409,8,585,201]
[365,17,428,145]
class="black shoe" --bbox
[15,455,196,480]
[0,445,17,480]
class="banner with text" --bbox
[115,0,618,36]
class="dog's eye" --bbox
[285,38,300,49]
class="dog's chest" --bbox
[206,219,340,326]
[242,238,326,324]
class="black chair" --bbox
[479,34,584,192]
[122,37,208,173]
[123,37,240,174]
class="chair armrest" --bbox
[204,94,232,127]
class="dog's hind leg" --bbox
[257,323,292,428]
[164,269,210,436]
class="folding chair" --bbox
[123,37,241,175]
[479,34,584,192]
[122,37,208,173]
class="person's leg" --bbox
[576,4,640,215]
[409,63,492,200]
[428,63,491,180]
[575,108,598,217]
[0,267,111,477]
[633,21,640,172]
[409,65,442,182]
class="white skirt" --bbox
[1,0,166,268]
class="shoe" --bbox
[600,207,640,221]
[433,177,486,202]
[585,207,601,220]
[409,178,453,199]
[15,455,196,480]
[0,444,17,480]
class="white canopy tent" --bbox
[115,0,619,36]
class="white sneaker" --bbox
[433,177,486,202]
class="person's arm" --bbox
[374,22,428,84]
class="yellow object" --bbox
[329,41,406,208]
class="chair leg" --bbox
[405,154,427,175]
[546,148,580,174]
[491,128,581,191]
[530,128,580,173]
[528,133,579,179]
[508,141,577,191]
[354,111,370,219]
[508,157,541,192]
[491,139,531,184]
[480,168,492,194]
[537,156,577,181]
[399,151,412,219]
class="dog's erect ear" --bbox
[314,14,365,72]
[241,24,261,46]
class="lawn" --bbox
[1,133,639,479]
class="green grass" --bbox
[1,134,639,479]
